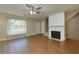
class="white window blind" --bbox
[7,19,27,35]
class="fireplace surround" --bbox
[48,12,65,42]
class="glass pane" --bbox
[7,19,27,35]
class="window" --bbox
[7,19,27,35]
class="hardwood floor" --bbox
[0,34,79,54]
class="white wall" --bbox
[49,12,65,41]
[26,19,36,36]
[0,14,6,39]
[35,20,41,34]
[66,12,79,40]
[41,19,46,33]
[49,12,64,26]
[34,18,46,34]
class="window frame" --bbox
[6,17,27,37]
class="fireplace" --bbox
[51,31,60,39]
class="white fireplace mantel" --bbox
[48,12,65,42]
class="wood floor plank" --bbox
[0,34,79,54]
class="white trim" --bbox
[0,38,8,41]
[0,33,40,41]
[0,35,27,41]
[27,33,41,36]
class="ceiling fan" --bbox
[22,4,42,15]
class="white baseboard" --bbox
[26,33,41,36]
[8,35,27,40]
[0,33,39,41]
[0,35,27,41]
[0,38,8,41]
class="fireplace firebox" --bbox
[51,31,60,39]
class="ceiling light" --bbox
[30,11,36,15]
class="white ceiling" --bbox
[0,4,79,19]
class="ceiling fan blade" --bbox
[25,4,32,8]
[36,7,42,10]
[35,11,40,14]
[25,4,35,11]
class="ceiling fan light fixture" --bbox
[30,11,36,15]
